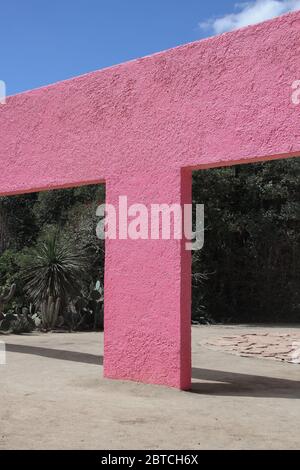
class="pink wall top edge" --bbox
[4,11,299,102]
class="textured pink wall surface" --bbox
[0,12,299,389]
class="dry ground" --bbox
[1,325,299,450]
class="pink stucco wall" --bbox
[0,12,299,389]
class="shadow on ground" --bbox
[6,343,103,365]
[6,343,300,399]
[191,367,300,398]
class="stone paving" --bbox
[203,331,300,363]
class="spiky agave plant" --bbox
[22,231,87,329]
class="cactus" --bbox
[67,280,104,331]
[90,281,104,330]
[0,283,16,314]
[40,296,61,330]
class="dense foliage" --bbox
[192,158,300,323]
[0,185,105,332]
[0,158,299,332]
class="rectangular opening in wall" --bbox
[0,183,105,335]
[191,156,300,391]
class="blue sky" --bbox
[1,0,299,95]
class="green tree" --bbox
[192,158,300,323]
[22,231,87,328]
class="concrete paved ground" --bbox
[0,325,299,450]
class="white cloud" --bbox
[199,0,300,35]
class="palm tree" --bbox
[22,231,87,329]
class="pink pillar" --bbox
[104,169,192,388]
